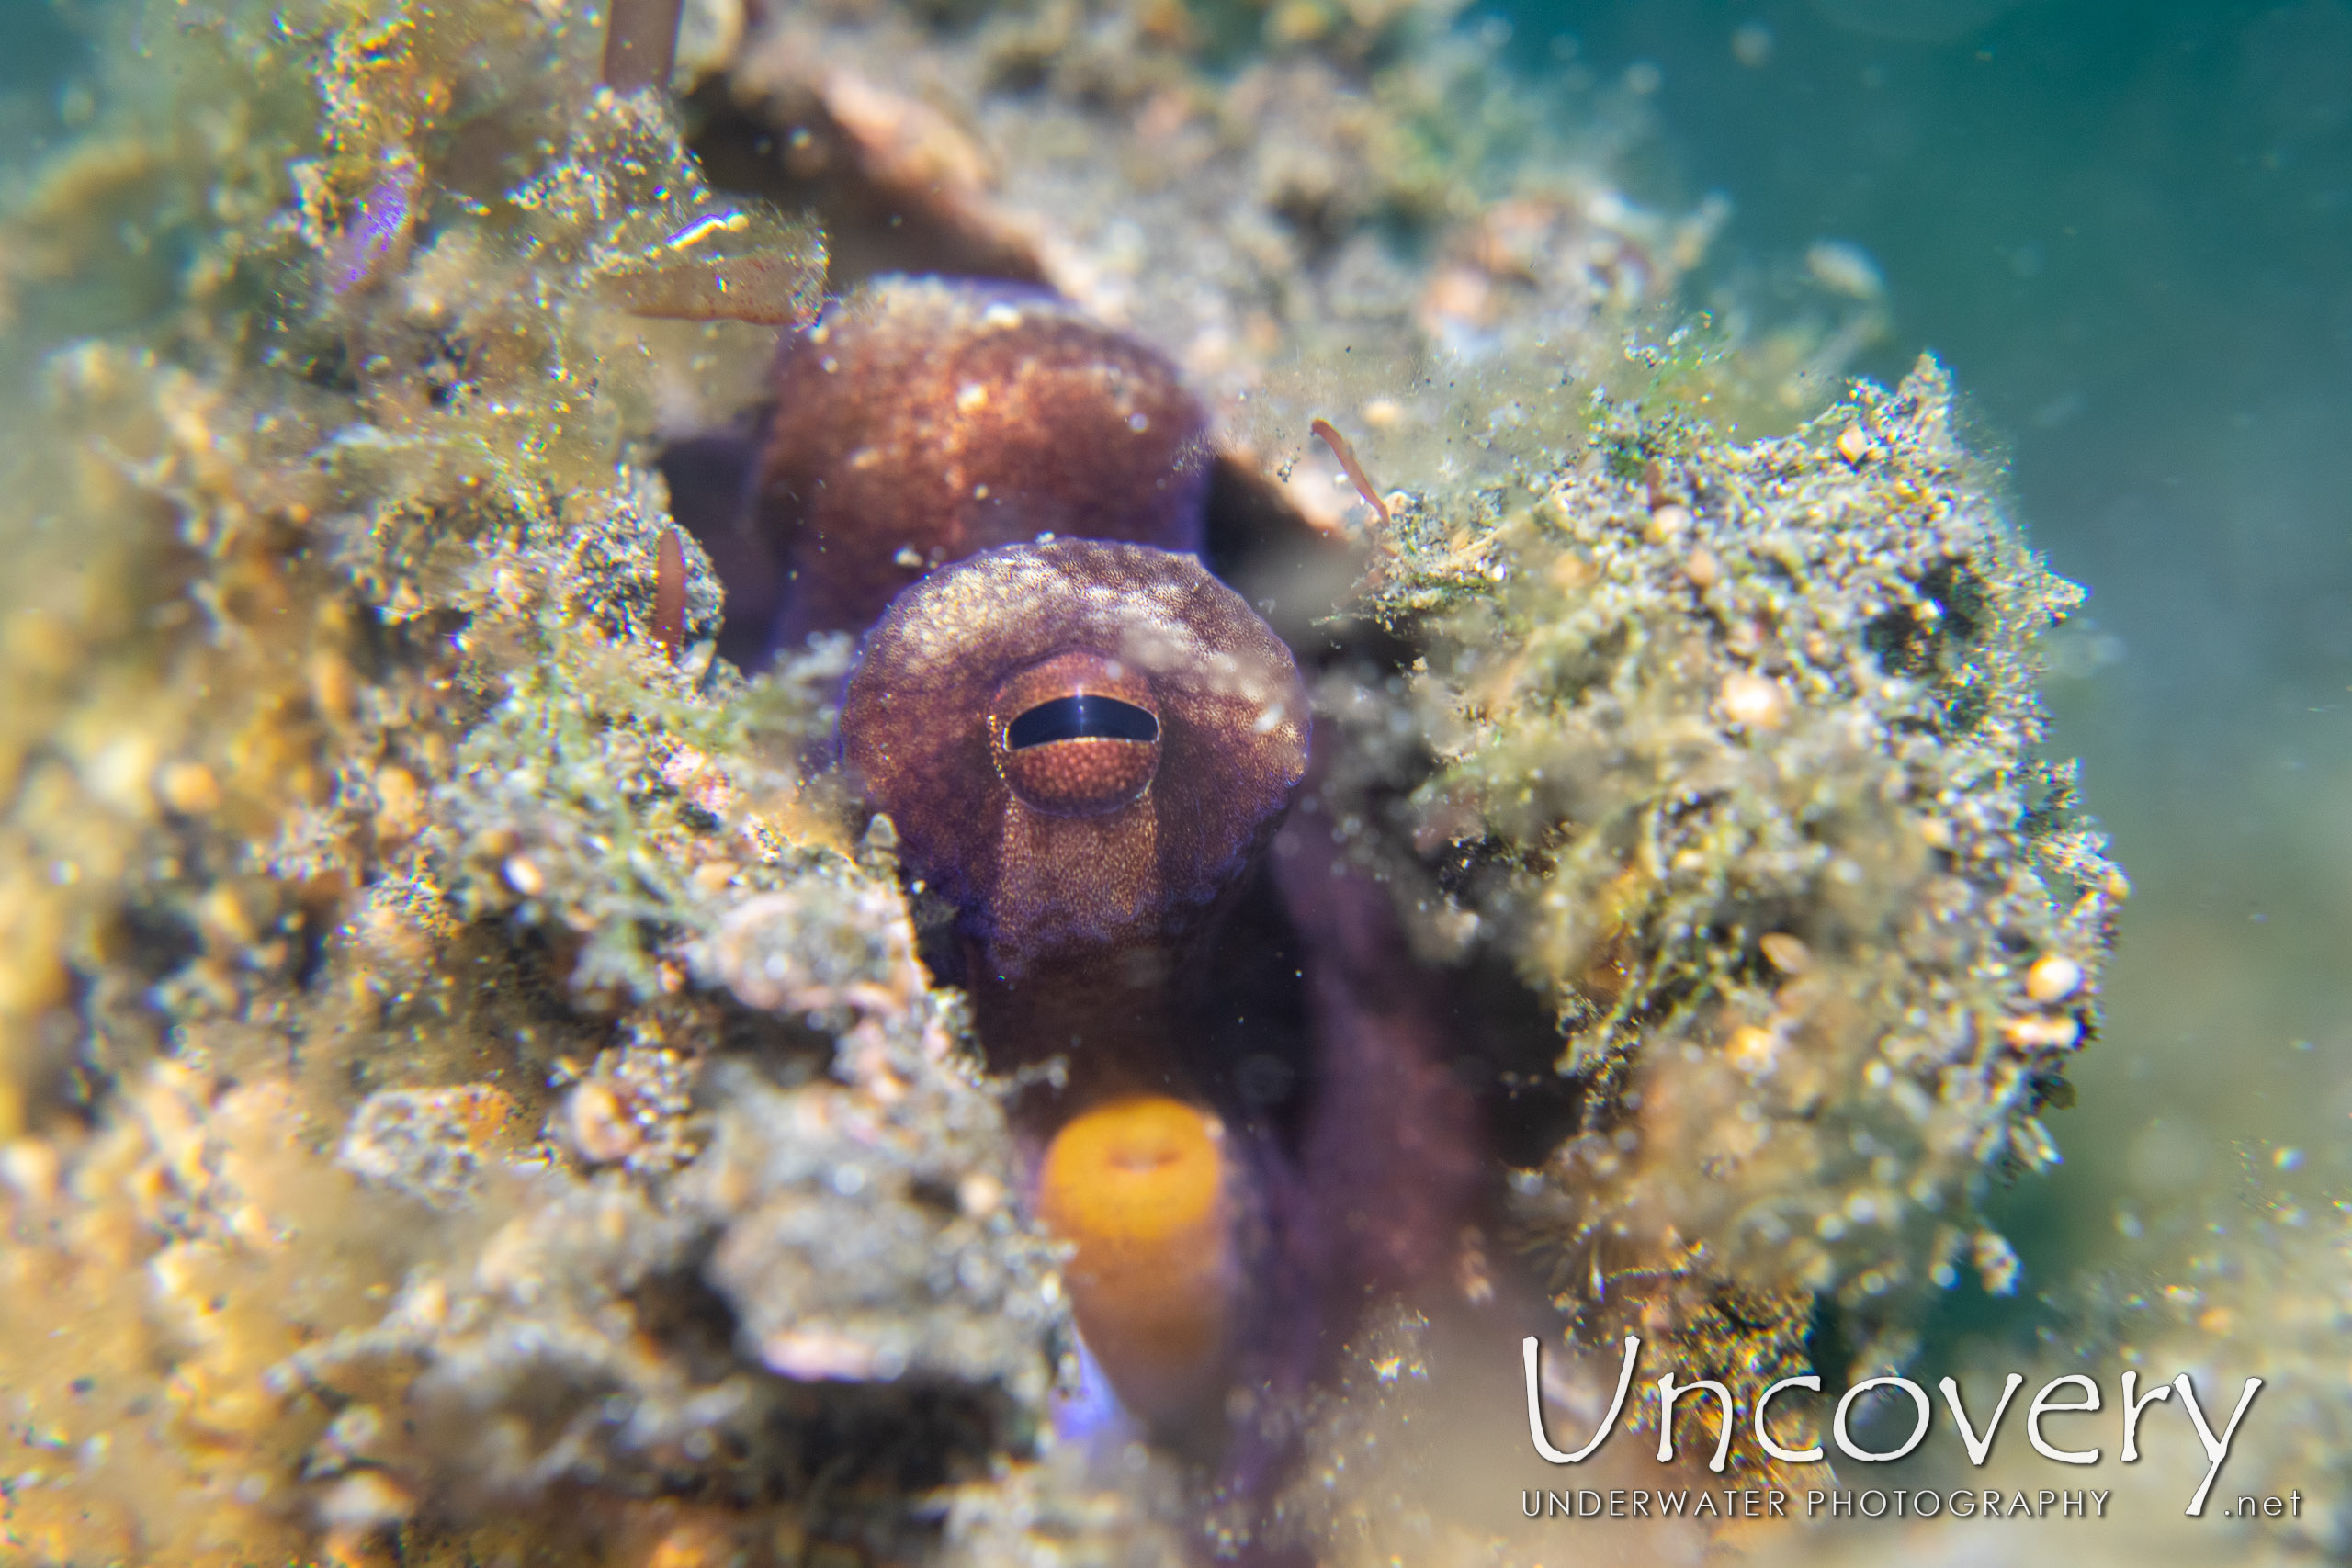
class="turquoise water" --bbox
[1498,0,2352,1359]
[0,6,77,152]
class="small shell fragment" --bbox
[562,1081,640,1165]
[1719,671,1789,730]
[1758,932,1812,975]
[1726,1026,1779,1074]
[956,1171,1004,1218]
[2003,1013,2081,1051]
[2024,953,2083,1003]
[328,152,423,298]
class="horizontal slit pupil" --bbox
[1008,694,1159,749]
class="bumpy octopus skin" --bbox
[840,540,1308,984]
[759,276,1212,645]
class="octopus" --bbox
[669,273,1494,1496]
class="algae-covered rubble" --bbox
[1334,359,2120,1398]
[0,0,1152,1561]
[0,0,2120,1563]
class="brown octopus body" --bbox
[842,539,1313,1438]
[676,274,1485,1467]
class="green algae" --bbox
[1324,359,2119,1412]
[0,2,1135,1563]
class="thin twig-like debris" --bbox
[1312,417,1392,530]
[654,527,687,660]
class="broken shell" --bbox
[2025,953,2084,1003]
[1726,1026,1780,1074]
[562,1081,641,1165]
[1719,671,1790,730]
[2003,1013,2082,1051]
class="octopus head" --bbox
[760,277,1213,644]
[839,540,1307,979]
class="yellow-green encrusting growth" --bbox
[1334,359,2121,1413]
[0,2,1193,1563]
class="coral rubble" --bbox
[0,0,2118,1563]
[1335,360,2119,1425]
[0,0,1132,1561]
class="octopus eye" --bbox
[1006,694,1160,749]
[989,650,1163,816]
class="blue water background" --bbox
[1490,0,2352,1359]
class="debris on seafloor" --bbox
[0,0,2127,1565]
[1311,417,1393,530]
[590,203,828,326]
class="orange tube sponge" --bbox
[1036,1096,1240,1432]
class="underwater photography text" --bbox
[1521,1335,2266,1517]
